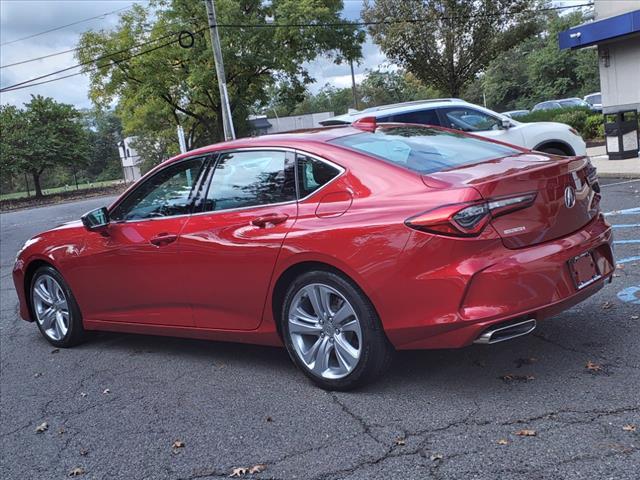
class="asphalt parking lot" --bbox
[1,179,638,480]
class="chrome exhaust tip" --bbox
[473,319,537,345]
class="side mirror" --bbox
[501,119,512,129]
[81,207,110,232]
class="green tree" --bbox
[477,10,599,111]
[0,96,89,197]
[81,108,123,181]
[291,84,354,116]
[0,105,27,193]
[77,0,364,167]
[359,70,440,106]
[362,0,543,97]
[525,11,599,103]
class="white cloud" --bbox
[0,1,140,108]
[0,0,388,108]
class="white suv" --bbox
[320,99,587,156]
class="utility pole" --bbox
[349,59,359,110]
[203,0,236,141]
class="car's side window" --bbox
[440,107,502,132]
[379,109,440,126]
[297,154,341,198]
[203,150,295,212]
[110,157,207,221]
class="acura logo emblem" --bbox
[564,186,576,208]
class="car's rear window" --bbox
[330,126,521,174]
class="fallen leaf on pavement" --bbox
[430,453,443,461]
[497,439,509,445]
[35,422,48,433]
[586,361,603,372]
[248,464,266,474]
[172,440,185,453]
[230,467,248,477]
[394,436,406,446]
[500,374,535,383]
[68,467,85,477]
[622,424,636,432]
[515,429,536,437]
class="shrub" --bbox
[516,107,603,140]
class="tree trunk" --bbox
[32,171,43,198]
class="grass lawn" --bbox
[0,179,124,201]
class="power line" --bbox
[0,28,200,92]
[0,47,78,69]
[1,19,202,70]
[0,2,593,93]
[1,2,592,70]
[1,28,207,93]
[0,5,138,47]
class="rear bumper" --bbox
[387,215,614,350]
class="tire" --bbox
[539,147,569,156]
[30,265,85,348]
[281,270,394,390]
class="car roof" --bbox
[321,98,469,124]
[164,125,361,164]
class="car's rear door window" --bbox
[203,150,296,211]
[378,108,440,126]
[439,107,502,132]
[331,126,521,174]
[296,154,341,198]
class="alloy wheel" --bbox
[287,283,362,379]
[32,274,70,341]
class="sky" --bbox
[0,0,587,110]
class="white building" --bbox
[248,112,335,135]
[560,0,639,159]
[118,137,142,182]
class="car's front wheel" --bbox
[281,271,394,390]
[30,266,85,347]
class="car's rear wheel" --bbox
[281,270,393,390]
[30,266,84,347]
[539,146,569,156]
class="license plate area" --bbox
[568,251,601,290]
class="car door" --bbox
[74,155,210,326]
[179,149,298,330]
[437,106,525,147]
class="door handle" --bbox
[251,213,289,228]
[150,233,178,246]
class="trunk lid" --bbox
[422,152,599,249]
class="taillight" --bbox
[406,192,537,237]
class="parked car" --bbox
[532,97,592,112]
[13,122,613,390]
[321,99,586,156]
[584,92,603,112]
[502,109,530,118]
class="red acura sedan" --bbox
[13,120,614,390]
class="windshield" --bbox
[586,94,601,104]
[559,99,588,107]
[330,126,521,174]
